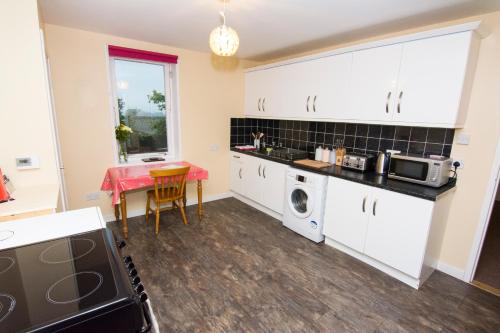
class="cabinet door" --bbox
[244,71,263,117]
[260,160,287,214]
[309,53,353,119]
[230,154,245,195]
[393,32,473,126]
[323,177,371,253]
[364,188,434,278]
[243,156,264,203]
[259,66,285,118]
[271,62,310,119]
[348,44,402,122]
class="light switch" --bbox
[456,133,470,145]
[16,156,40,170]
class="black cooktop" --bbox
[0,229,124,332]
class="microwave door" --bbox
[390,159,429,182]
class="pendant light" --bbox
[209,0,239,57]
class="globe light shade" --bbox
[209,24,239,57]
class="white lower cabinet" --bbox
[322,178,372,253]
[230,154,246,196]
[324,177,448,288]
[230,152,287,215]
[363,188,434,278]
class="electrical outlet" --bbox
[209,144,219,151]
[453,159,464,169]
[85,192,100,201]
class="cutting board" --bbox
[293,159,332,169]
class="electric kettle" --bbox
[375,151,391,175]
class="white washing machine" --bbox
[283,168,328,243]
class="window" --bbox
[108,46,179,162]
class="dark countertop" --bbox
[230,147,456,201]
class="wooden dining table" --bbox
[101,161,209,238]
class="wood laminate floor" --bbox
[109,198,500,332]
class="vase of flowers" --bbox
[115,123,133,162]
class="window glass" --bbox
[114,59,168,155]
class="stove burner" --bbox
[0,257,15,275]
[46,271,103,304]
[39,238,96,264]
[0,230,14,242]
[0,293,16,323]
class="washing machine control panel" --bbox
[295,175,307,183]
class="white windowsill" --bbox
[114,153,179,167]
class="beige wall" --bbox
[263,11,500,274]
[43,24,256,218]
[0,0,58,187]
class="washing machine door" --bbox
[287,186,314,219]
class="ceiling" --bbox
[39,0,500,61]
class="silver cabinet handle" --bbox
[232,155,240,159]
[385,92,391,114]
[397,91,403,114]
[313,95,317,112]
[263,166,266,178]
[306,96,310,112]
[238,168,242,179]
[372,199,378,216]
[258,98,261,111]
[362,196,367,213]
[258,164,261,177]
[262,98,265,112]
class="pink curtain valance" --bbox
[108,45,178,64]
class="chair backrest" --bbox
[150,166,190,201]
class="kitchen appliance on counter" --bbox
[0,169,10,203]
[341,153,376,172]
[0,228,153,332]
[283,168,328,243]
[388,154,453,187]
[375,151,391,175]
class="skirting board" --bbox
[436,261,465,281]
[103,192,233,222]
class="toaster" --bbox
[341,153,376,172]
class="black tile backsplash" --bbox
[230,118,454,157]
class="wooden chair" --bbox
[145,166,190,234]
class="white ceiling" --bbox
[39,0,500,60]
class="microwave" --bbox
[388,155,452,187]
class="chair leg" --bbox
[179,200,188,225]
[155,203,160,235]
[145,196,150,223]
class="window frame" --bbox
[108,56,180,164]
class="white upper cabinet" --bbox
[245,70,264,117]
[245,67,283,117]
[347,44,402,122]
[393,32,475,127]
[244,23,480,128]
[310,54,353,119]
